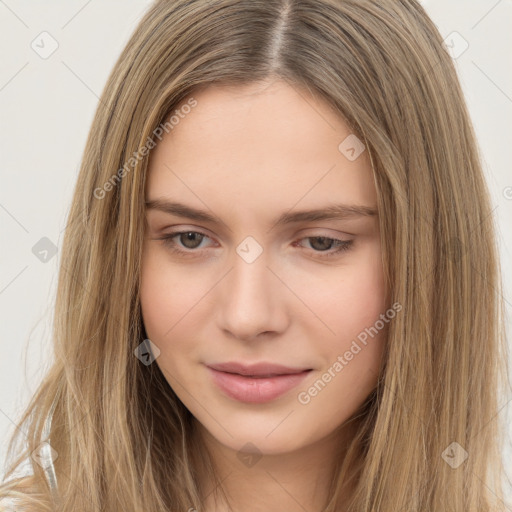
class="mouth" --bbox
[207,361,312,377]
[206,362,313,403]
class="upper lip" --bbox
[207,361,311,377]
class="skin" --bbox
[140,79,388,511]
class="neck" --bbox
[192,420,360,512]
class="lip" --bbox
[208,361,310,376]
[206,362,312,403]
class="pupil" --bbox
[182,232,203,249]
[311,237,332,251]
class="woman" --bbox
[1,0,509,510]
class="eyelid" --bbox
[156,227,354,260]
[297,227,355,238]
[158,226,353,244]
[158,228,218,251]
[156,224,353,239]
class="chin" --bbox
[196,415,321,457]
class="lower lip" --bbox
[207,367,311,403]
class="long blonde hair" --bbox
[1,0,509,510]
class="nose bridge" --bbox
[233,248,272,298]
[217,242,285,339]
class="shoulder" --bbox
[0,474,41,511]
[1,455,58,509]
[0,497,23,511]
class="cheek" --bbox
[140,238,387,357]
[139,246,215,363]
[140,248,170,338]
[337,264,387,338]
[293,242,387,345]
[294,250,388,416]
[140,245,191,323]
[140,247,190,344]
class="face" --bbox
[140,79,389,456]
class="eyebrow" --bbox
[145,199,377,229]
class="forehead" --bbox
[146,80,376,219]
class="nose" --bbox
[216,247,289,342]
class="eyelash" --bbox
[156,230,353,259]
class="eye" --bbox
[293,236,353,259]
[155,230,353,259]
[158,230,213,253]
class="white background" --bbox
[1,0,511,503]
